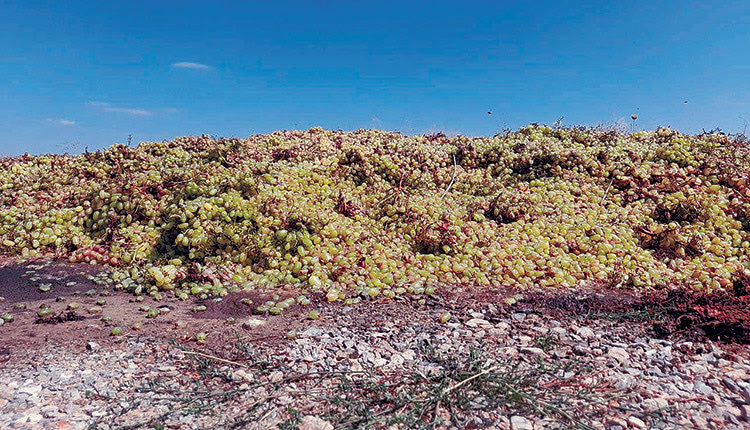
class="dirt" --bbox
[515,286,750,347]
[1,256,749,362]
[0,258,316,358]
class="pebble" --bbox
[510,415,534,430]
[298,415,334,430]
[465,318,491,328]
[18,384,42,396]
[576,326,596,339]
[627,416,646,428]
[302,327,324,337]
[520,347,545,356]
[607,347,630,365]
[242,318,266,329]
[641,397,669,411]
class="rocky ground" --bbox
[1,258,750,429]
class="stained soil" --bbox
[516,286,750,345]
[0,258,317,356]
[1,256,749,361]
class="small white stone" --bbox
[269,371,284,383]
[26,413,43,423]
[641,397,669,411]
[510,415,534,430]
[520,347,545,356]
[18,384,42,396]
[465,318,491,328]
[242,318,266,329]
[298,415,334,430]
[686,363,708,376]
[607,347,630,365]
[550,327,568,336]
[576,326,595,339]
[627,416,646,428]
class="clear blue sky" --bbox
[1,0,749,155]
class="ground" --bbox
[1,257,750,429]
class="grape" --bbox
[0,126,747,301]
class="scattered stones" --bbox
[0,278,749,430]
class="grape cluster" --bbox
[1,126,748,306]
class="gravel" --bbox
[1,299,749,430]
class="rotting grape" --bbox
[0,127,748,300]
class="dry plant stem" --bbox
[441,364,501,396]
[440,153,457,199]
[599,177,614,206]
[182,350,248,367]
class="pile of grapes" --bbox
[1,126,748,304]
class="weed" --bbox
[316,340,608,429]
[536,334,557,351]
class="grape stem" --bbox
[440,153,457,199]
[599,177,614,206]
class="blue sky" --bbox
[1,0,749,155]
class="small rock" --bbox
[510,415,534,430]
[576,326,595,339]
[520,347,545,356]
[270,371,284,383]
[610,374,636,390]
[495,322,510,331]
[465,318,491,328]
[627,416,646,428]
[607,347,629,365]
[605,417,628,429]
[517,335,533,345]
[18,384,42,396]
[298,415,334,430]
[26,413,43,423]
[302,327,324,337]
[641,397,669,411]
[389,353,405,367]
[687,363,708,376]
[232,369,254,383]
[402,349,416,361]
[725,368,748,381]
[550,327,567,337]
[511,313,526,322]
[41,405,59,418]
[87,306,103,315]
[740,405,750,422]
[86,342,101,352]
[242,318,266,329]
[694,381,713,396]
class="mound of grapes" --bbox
[1,126,749,307]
